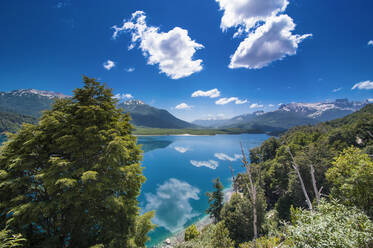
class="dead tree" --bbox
[286,147,313,211]
[309,164,322,205]
[240,143,258,240]
[229,165,237,194]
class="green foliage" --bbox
[326,146,373,217]
[206,178,224,223]
[221,193,266,244]
[0,77,154,247]
[184,224,200,241]
[239,236,281,248]
[0,110,36,133]
[176,223,233,248]
[0,228,25,248]
[211,221,235,248]
[243,104,373,222]
[285,200,373,248]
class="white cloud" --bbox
[368,99,373,102]
[249,103,264,108]
[216,0,289,31]
[268,104,275,107]
[174,146,189,153]
[126,67,135,72]
[204,113,226,120]
[352,80,373,90]
[214,153,242,162]
[144,178,200,232]
[332,87,342,93]
[368,40,373,46]
[215,97,248,105]
[229,15,312,69]
[103,60,115,70]
[112,11,204,79]
[175,103,192,110]
[113,93,133,100]
[191,88,220,98]
[190,160,219,170]
[216,0,311,70]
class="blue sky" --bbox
[0,0,372,121]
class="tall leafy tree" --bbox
[0,77,154,247]
[206,178,224,223]
[326,146,373,217]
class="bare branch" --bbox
[287,147,313,211]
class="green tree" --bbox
[0,77,154,247]
[206,178,224,223]
[184,224,200,241]
[211,221,234,248]
[326,146,373,217]
[221,193,266,244]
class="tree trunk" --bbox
[310,164,321,205]
[240,144,258,240]
[287,147,313,211]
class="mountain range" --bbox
[193,98,370,133]
[0,89,370,134]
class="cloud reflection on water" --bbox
[144,178,200,233]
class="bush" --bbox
[285,200,373,248]
[184,224,200,241]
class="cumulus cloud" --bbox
[191,89,221,98]
[352,80,373,90]
[175,103,192,110]
[215,0,311,69]
[229,15,312,69]
[215,97,248,105]
[332,87,342,93]
[174,146,189,153]
[112,11,204,79]
[103,60,115,70]
[250,103,264,108]
[190,160,219,170]
[368,99,373,102]
[144,178,200,232]
[126,67,135,72]
[214,153,242,162]
[113,93,133,100]
[216,0,289,31]
[368,40,373,46]
[268,104,275,107]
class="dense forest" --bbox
[0,78,372,247]
[177,104,373,247]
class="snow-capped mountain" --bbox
[6,89,70,99]
[123,99,145,105]
[278,99,368,121]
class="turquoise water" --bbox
[137,134,269,247]
[0,133,268,246]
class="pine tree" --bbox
[0,77,154,247]
[206,178,224,223]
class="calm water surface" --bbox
[137,134,269,247]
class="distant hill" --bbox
[0,89,197,131]
[193,99,370,134]
[0,89,69,118]
[0,109,37,133]
[118,100,197,129]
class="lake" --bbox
[137,134,269,247]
